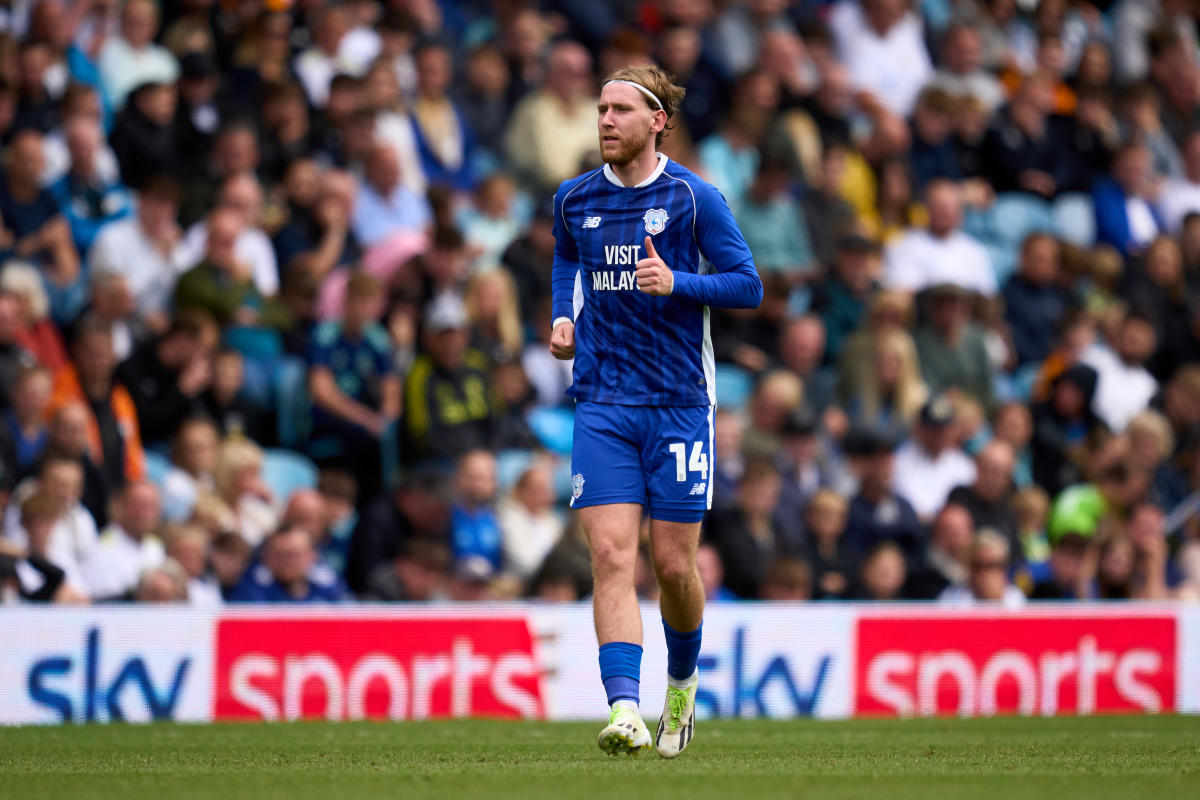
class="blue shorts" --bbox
[570,401,714,523]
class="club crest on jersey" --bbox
[643,208,669,235]
[571,473,585,500]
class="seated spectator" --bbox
[852,540,908,601]
[1012,485,1052,577]
[828,0,932,117]
[776,315,837,414]
[79,481,164,600]
[705,458,800,599]
[273,164,360,282]
[947,440,1020,556]
[116,312,217,445]
[695,542,737,603]
[893,396,977,522]
[1030,530,1089,600]
[0,262,68,372]
[161,416,220,523]
[1127,236,1200,380]
[39,402,109,524]
[179,120,261,228]
[404,293,500,462]
[6,458,97,595]
[459,174,522,273]
[1080,310,1159,432]
[0,129,81,305]
[231,524,348,603]
[734,156,816,280]
[175,173,280,299]
[497,457,565,581]
[199,348,266,442]
[292,5,368,110]
[759,556,813,601]
[465,269,525,367]
[810,234,881,366]
[88,176,185,329]
[980,74,1073,198]
[1089,532,1138,600]
[774,406,847,536]
[1127,409,1188,510]
[133,560,189,602]
[884,179,995,296]
[364,537,452,602]
[1093,140,1163,257]
[313,470,359,576]
[450,449,502,571]
[97,0,179,111]
[843,327,927,431]
[213,438,277,547]
[930,21,1005,114]
[0,538,76,604]
[843,427,924,559]
[938,529,1026,607]
[914,283,995,409]
[409,41,478,191]
[504,40,596,196]
[51,115,132,255]
[109,80,181,191]
[800,142,860,266]
[352,140,432,250]
[48,314,145,491]
[907,503,975,599]
[173,206,288,330]
[163,523,222,607]
[1003,233,1073,368]
[908,87,963,189]
[1124,502,1171,600]
[804,489,855,600]
[209,530,251,601]
[0,364,51,482]
[1158,129,1200,232]
[741,369,804,459]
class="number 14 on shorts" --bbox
[668,442,709,482]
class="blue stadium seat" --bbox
[1053,193,1096,247]
[526,406,574,455]
[143,450,171,490]
[261,448,319,504]
[496,448,535,492]
[715,363,753,410]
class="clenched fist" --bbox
[550,319,575,360]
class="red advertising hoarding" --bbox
[214,617,544,721]
[855,615,1176,717]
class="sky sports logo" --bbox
[853,616,1177,717]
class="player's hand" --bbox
[550,320,575,360]
[636,236,673,296]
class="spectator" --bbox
[200,348,266,442]
[352,140,432,249]
[734,156,816,280]
[810,234,881,366]
[213,438,276,547]
[776,315,837,413]
[843,427,923,559]
[504,40,597,196]
[450,449,502,571]
[1,261,68,372]
[930,21,1005,114]
[497,457,565,581]
[696,542,737,603]
[939,529,1026,607]
[464,268,524,366]
[0,537,75,604]
[843,327,927,431]
[161,416,219,523]
[292,5,362,110]
[705,458,797,600]
[1012,485,1052,575]
[1031,363,1106,496]
[947,440,1020,557]
[459,174,522,274]
[892,395,978,521]
[48,314,145,490]
[209,530,251,601]
[799,142,860,266]
[980,74,1073,198]
[1159,130,1200,232]
[804,489,855,600]
[230,524,349,603]
[6,458,97,595]
[404,293,499,462]
[1127,236,1199,380]
[907,503,975,599]
[97,0,179,111]
[273,164,359,283]
[1094,141,1164,257]
[1080,310,1159,432]
[914,284,995,409]
[1003,233,1073,367]
[1030,531,1090,599]
[364,537,452,602]
[163,523,222,607]
[0,364,50,481]
[759,556,813,601]
[78,481,163,600]
[884,180,996,296]
[829,0,933,117]
[853,540,908,601]
[116,312,217,445]
[133,560,189,603]
[409,41,477,191]
[51,115,132,255]
[109,80,180,191]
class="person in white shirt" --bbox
[938,529,1026,607]
[88,177,186,326]
[829,0,933,117]
[497,457,565,580]
[1080,311,1159,432]
[293,5,376,109]
[4,457,98,596]
[162,417,220,523]
[80,481,165,600]
[929,21,1005,114]
[892,395,978,521]
[97,0,179,110]
[884,179,996,296]
[165,524,223,607]
[1158,130,1200,232]
[174,172,279,297]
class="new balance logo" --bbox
[688,482,707,496]
[582,216,602,228]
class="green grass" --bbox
[2,716,1199,800]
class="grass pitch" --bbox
[2,715,1198,800]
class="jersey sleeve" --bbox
[671,181,763,309]
[550,182,580,325]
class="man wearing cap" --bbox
[811,233,881,365]
[892,394,978,522]
[549,64,762,757]
[842,426,924,560]
[403,293,499,462]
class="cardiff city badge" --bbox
[571,473,585,500]
[643,208,669,235]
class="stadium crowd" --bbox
[1,0,1200,607]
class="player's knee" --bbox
[653,554,696,590]
[590,537,636,581]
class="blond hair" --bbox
[860,328,928,426]
[603,65,687,147]
[213,439,263,499]
[1126,409,1175,462]
[464,268,523,358]
[0,260,49,321]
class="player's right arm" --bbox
[550,182,580,360]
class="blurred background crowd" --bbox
[1,0,1200,607]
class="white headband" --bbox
[603,79,664,111]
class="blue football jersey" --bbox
[552,155,760,407]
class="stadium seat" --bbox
[496,449,535,492]
[143,450,171,491]
[1053,193,1096,247]
[715,363,753,410]
[527,406,574,455]
[261,448,319,504]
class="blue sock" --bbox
[598,641,642,706]
[663,619,702,681]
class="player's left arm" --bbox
[635,182,763,308]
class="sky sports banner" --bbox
[0,605,1195,725]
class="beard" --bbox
[600,126,652,167]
